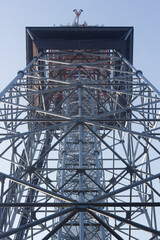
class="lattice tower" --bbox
[0,27,160,240]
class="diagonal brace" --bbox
[42,210,77,240]
[88,210,123,240]
[88,206,160,236]
[0,206,76,239]
[0,172,75,203]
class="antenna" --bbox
[73,9,83,26]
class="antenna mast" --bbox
[73,9,83,26]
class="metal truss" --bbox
[0,48,160,240]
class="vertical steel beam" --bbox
[78,72,85,240]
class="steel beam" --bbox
[88,211,123,240]
[42,210,77,240]
[88,207,160,236]
[0,172,74,203]
[0,207,76,239]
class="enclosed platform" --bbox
[26,26,133,63]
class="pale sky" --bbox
[0,0,160,92]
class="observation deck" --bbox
[26,26,133,63]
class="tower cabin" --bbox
[26,26,133,126]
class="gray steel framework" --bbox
[0,44,160,240]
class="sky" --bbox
[0,0,160,93]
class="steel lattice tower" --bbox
[0,26,160,240]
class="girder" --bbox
[0,31,160,240]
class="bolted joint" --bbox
[76,117,84,125]
[78,139,83,144]
[0,175,5,183]
[17,70,25,77]
[94,150,99,155]
[31,211,37,220]
[76,205,87,212]
[13,147,17,154]
[33,56,38,61]
[76,169,85,174]
[120,55,124,61]
[27,166,36,174]
[126,166,134,174]
[109,177,116,185]
[78,190,85,196]
[77,65,82,69]
[144,147,148,153]
[126,211,131,219]
[45,176,52,184]
[77,82,83,88]
[136,70,143,77]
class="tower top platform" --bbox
[26,26,133,63]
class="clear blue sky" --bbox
[0,0,160,92]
